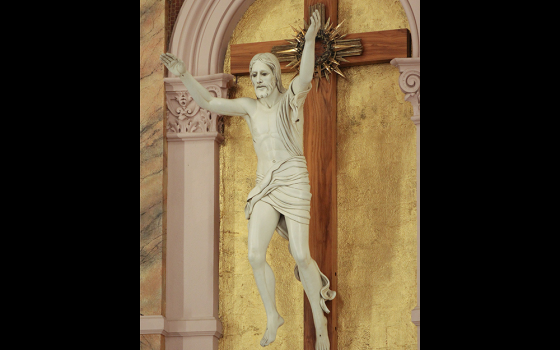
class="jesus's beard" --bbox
[255,82,274,99]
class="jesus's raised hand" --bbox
[159,53,186,77]
[305,9,321,42]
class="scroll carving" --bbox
[166,85,225,134]
[391,58,420,124]
[399,69,420,119]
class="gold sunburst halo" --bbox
[270,3,362,90]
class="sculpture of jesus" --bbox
[160,10,335,350]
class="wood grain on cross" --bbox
[230,1,410,349]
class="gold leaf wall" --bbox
[220,1,417,350]
[336,2,417,349]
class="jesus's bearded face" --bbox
[251,61,276,99]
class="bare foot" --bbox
[315,315,330,350]
[260,314,284,347]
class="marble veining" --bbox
[140,0,166,323]
[140,334,164,350]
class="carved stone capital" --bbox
[391,58,420,124]
[164,73,235,141]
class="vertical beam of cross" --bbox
[303,2,338,350]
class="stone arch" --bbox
[168,0,258,76]
[399,0,419,57]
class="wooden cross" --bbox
[230,1,410,349]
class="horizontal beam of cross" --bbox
[229,28,410,75]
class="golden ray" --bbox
[324,17,331,30]
[286,59,298,67]
[332,65,345,78]
[271,44,296,53]
[333,44,355,51]
[338,48,362,56]
[276,48,298,54]
[333,19,346,32]
[334,38,361,44]
[289,59,301,69]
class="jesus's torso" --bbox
[248,96,293,175]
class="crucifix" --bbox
[228,1,410,350]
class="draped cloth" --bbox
[244,80,336,313]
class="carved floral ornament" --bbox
[166,86,224,134]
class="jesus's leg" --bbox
[248,201,284,347]
[285,217,330,350]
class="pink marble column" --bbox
[164,73,234,350]
[391,57,420,349]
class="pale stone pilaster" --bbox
[163,73,234,350]
[391,57,420,349]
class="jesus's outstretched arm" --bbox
[293,9,321,93]
[160,53,252,117]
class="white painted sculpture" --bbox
[160,10,335,350]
